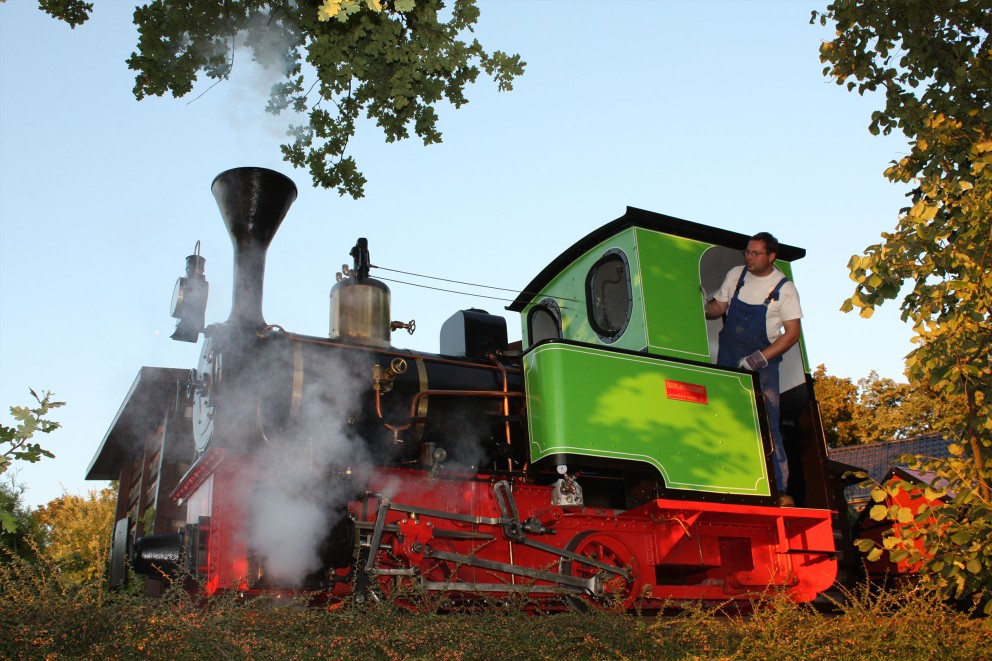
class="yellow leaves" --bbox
[847,254,869,279]
[317,0,406,22]
[869,504,889,521]
[845,289,876,318]
[867,491,915,525]
[317,0,341,21]
[971,140,992,154]
[972,154,992,174]
[908,200,939,221]
[923,113,963,131]
[855,538,875,554]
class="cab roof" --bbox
[508,207,805,312]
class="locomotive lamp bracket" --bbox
[170,241,209,343]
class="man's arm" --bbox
[705,298,729,319]
[761,318,802,361]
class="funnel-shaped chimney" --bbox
[211,167,298,329]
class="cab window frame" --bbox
[527,298,563,347]
[585,248,632,343]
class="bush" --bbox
[1,557,989,660]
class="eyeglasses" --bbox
[742,250,767,257]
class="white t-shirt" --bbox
[714,266,803,344]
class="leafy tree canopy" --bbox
[813,365,937,447]
[32,487,116,586]
[815,0,991,612]
[813,0,990,488]
[37,0,525,198]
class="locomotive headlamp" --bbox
[170,241,209,343]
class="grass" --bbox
[1,555,990,660]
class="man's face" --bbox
[744,240,775,276]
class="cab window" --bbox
[586,249,631,343]
[528,299,562,346]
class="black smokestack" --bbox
[211,167,298,329]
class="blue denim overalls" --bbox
[717,268,790,493]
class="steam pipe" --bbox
[211,167,298,330]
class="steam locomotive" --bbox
[87,167,841,609]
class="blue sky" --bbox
[1,0,916,509]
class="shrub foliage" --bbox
[2,555,990,660]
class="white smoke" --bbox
[249,476,328,583]
[244,346,374,587]
[190,8,310,141]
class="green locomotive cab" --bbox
[510,208,830,509]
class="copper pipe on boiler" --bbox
[488,354,514,471]
[374,389,525,439]
[291,335,522,373]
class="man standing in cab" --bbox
[704,232,803,507]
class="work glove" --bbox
[737,350,768,371]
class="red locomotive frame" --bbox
[172,450,836,609]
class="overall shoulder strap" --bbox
[764,277,789,305]
[732,268,748,298]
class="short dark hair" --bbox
[751,232,779,255]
